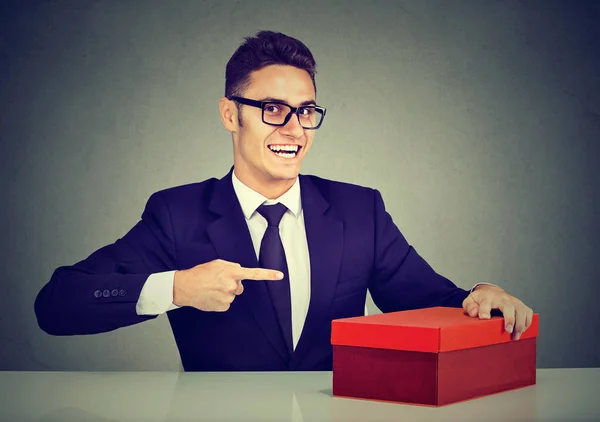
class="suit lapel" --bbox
[206,169,289,361]
[291,175,344,368]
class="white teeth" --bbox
[269,145,299,152]
[274,151,295,159]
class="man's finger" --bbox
[463,296,479,317]
[477,298,493,319]
[511,305,528,340]
[233,281,244,296]
[234,267,284,281]
[500,304,516,334]
[524,308,533,330]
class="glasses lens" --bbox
[298,106,323,129]
[263,103,292,125]
[263,103,323,129]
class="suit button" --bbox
[94,290,102,298]
[102,289,110,298]
[119,289,126,297]
[111,289,118,297]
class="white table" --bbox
[1,369,598,421]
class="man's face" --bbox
[229,65,317,188]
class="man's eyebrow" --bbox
[258,97,317,106]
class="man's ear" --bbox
[219,97,239,133]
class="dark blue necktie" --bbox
[257,203,293,357]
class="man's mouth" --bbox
[267,144,301,159]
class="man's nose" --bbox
[279,113,304,137]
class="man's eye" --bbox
[299,107,314,116]
[265,105,281,113]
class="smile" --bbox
[268,144,301,159]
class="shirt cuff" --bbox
[136,270,180,315]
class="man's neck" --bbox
[233,168,296,200]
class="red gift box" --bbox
[331,306,539,406]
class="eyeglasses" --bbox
[229,96,326,130]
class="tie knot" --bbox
[257,203,288,227]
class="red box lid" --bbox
[331,307,539,352]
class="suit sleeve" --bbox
[368,189,470,312]
[34,191,178,335]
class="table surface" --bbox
[1,368,598,422]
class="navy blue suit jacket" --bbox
[35,169,470,371]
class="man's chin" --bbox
[268,167,300,182]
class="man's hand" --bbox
[173,259,283,312]
[462,285,534,340]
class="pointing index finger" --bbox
[235,266,284,281]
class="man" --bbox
[35,31,534,371]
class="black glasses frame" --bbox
[229,96,326,130]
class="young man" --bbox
[35,31,533,371]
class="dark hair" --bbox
[225,30,317,99]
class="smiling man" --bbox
[34,31,534,371]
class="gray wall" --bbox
[1,0,598,371]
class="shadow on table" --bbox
[326,384,539,422]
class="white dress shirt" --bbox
[135,173,493,348]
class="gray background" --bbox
[1,0,598,371]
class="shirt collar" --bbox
[231,170,302,220]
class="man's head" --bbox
[219,31,325,198]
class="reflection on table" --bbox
[1,368,599,421]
